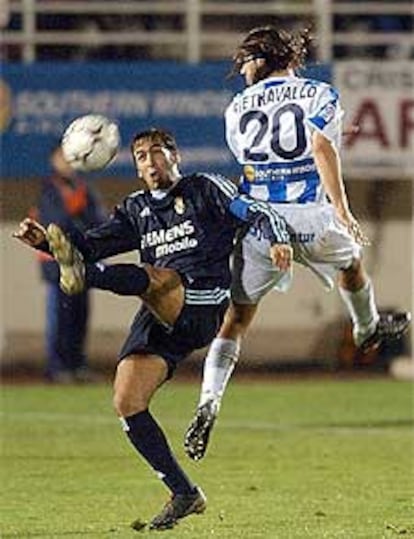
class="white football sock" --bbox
[339,279,380,346]
[198,337,240,409]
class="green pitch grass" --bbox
[1,376,413,538]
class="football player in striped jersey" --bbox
[14,127,292,531]
[185,25,411,461]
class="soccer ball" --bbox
[61,114,120,172]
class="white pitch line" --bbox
[0,411,411,435]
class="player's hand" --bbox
[12,218,47,248]
[336,210,370,247]
[270,243,293,271]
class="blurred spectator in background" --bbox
[34,147,106,383]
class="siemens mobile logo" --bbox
[141,220,198,258]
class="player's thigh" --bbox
[301,208,361,269]
[113,354,168,417]
[275,203,362,270]
[141,265,185,326]
[231,232,292,305]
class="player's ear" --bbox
[255,58,265,69]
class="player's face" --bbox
[132,138,180,190]
[240,57,265,86]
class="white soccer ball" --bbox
[61,114,120,172]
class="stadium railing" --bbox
[2,0,413,63]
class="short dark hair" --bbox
[131,128,178,153]
[232,26,313,81]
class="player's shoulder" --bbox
[195,172,238,192]
[183,172,238,199]
[126,189,146,201]
[300,77,340,100]
[122,189,147,209]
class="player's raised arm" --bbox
[308,85,369,246]
[311,130,349,217]
[201,173,293,270]
[79,201,141,262]
[311,129,369,247]
[201,173,289,242]
[230,194,293,270]
[231,194,289,243]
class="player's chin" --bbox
[142,176,156,190]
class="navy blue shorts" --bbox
[118,299,229,378]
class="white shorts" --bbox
[231,202,362,304]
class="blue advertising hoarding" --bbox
[1,62,330,179]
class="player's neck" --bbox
[268,68,295,79]
[150,174,182,198]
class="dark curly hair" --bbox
[231,26,313,82]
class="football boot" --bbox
[46,223,85,294]
[184,399,219,461]
[139,487,206,531]
[359,311,411,353]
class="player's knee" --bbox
[339,257,367,290]
[113,389,147,418]
[233,311,249,328]
[229,303,257,329]
[112,391,130,417]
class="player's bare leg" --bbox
[338,258,411,353]
[185,302,257,461]
[140,265,184,325]
[114,354,168,417]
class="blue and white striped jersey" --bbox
[225,75,344,204]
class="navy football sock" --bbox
[86,263,150,296]
[123,410,196,495]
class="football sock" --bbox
[86,263,150,296]
[121,410,196,495]
[199,337,240,408]
[339,279,379,346]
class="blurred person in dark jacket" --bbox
[35,146,106,382]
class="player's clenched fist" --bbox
[269,243,293,271]
[12,218,47,248]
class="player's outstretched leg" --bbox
[46,224,85,294]
[359,311,411,353]
[184,399,219,461]
[142,486,207,531]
